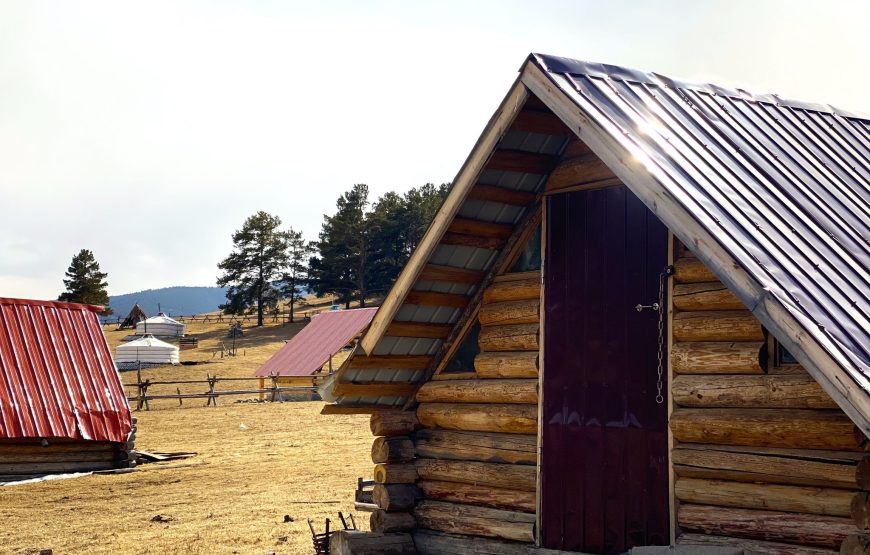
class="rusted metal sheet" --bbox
[254,308,377,378]
[541,188,669,552]
[0,298,132,442]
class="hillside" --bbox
[108,286,227,318]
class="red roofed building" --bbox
[254,308,377,397]
[0,298,135,480]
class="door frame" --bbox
[534,189,676,547]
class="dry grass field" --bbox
[0,307,375,555]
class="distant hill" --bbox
[107,286,227,320]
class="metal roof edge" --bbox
[0,297,106,313]
[531,52,870,121]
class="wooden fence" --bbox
[102,311,305,327]
[125,373,317,410]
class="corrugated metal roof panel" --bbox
[529,53,869,417]
[254,308,377,377]
[0,298,132,442]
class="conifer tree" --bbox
[217,211,290,326]
[58,249,112,313]
[280,228,314,323]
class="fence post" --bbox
[270,374,279,403]
[206,374,217,407]
[177,387,183,407]
[142,379,151,411]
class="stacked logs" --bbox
[369,411,420,536]
[408,271,539,545]
[0,439,121,480]
[670,251,864,552]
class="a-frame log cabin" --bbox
[318,54,870,554]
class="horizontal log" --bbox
[332,382,419,398]
[670,408,860,450]
[419,264,484,284]
[673,444,861,489]
[674,257,718,283]
[672,374,837,409]
[478,299,539,327]
[414,429,536,465]
[487,149,554,175]
[371,437,415,464]
[0,450,116,464]
[447,218,514,239]
[672,341,764,374]
[857,458,870,491]
[0,461,115,474]
[478,324,538,352]
[674,282,745,311]
[440,232,504,250]
[678,504,854,548]
[546,153,617,192]
[474,351,538,378]
[405,291,470,309]
[373,483,421,512]
[371,412,421,437]
[678,533,837,555]
[466,184,537,207]
[374,464,418,484]
[419,480,536,512]
[413,500,535,543]
[413,529,530,555]
[482,277,540,304]
[385,321,452,339]
[417,403,537,434]
[329,530,415,555]
[674,477,853,516]
[416,379,538,405]
[673,311,764,342]
[415,458,536,492]
[321,404,395,415]
[510,109,571,136]
[370,510,415,533]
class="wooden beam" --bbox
[509,109,571,136]
[370,411,420,436]
[416,379,538,404]
[417,402,538,434]
[404,291,469,309]
[446,218,514,239]
[466,184,536,207]
[415,458,537,491]
[440,232,504,250]
[332,382,419,398]
[385,321,452,339]
[418,264,484,284]
[413,429,537,465]
[413,500,535,543]
[348,355,432,370]
[320,404,401,415]
[672,374,837,409]
[545,153,618,192]
[486,149,554,174]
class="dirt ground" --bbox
[0,402,371,554]
[0,306,376,554]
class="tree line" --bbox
[55,182,448,326]
[216,182,449,326]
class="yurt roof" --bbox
[117,335,179,350]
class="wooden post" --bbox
[270,374,279,402]
[176,387,183,407]
[206,374,217,407]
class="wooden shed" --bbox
[318,54,870,554]
[0,298,136,481]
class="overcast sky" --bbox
[2,0,868,300]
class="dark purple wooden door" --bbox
[541,186,669,553]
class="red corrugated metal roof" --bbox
[255,308,377,377]
[0,298,132,442]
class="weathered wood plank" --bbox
[332,382,419,398]
[418,480,536,512]
[413,500,535,543]
[487,150,554,175]
[348,355,433,371]
[671,341,764,374]
[466,184,537,207]
[405,291,470,309]
[672,374,837,409]
[415,458,536,491]
[414,429,537,466]
[416,379,537,405]
[673,311,765,342]
[385,321,452,339]
[419,264,485,284]
[447,218,514,239]
[675,477,853,516]
[417,403,537,434]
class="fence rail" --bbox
[124,372,316,410]
[102,311,307,327]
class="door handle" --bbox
[635,302,660,312]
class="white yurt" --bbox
[116,335,180,366]
[135,313,184,337]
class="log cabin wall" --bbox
[0,438,131,481]
[670,245,865,553]
[367,271,540,548]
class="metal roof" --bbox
[254,308,377,377]
[525,53,869,425]
[0,298,132,442]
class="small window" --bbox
[440,321,481,374]
[510,224,542,272]
[772,338,799,367]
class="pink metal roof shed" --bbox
[0,298,132,442]
[255,308,377,378]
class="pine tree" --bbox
[309,184,371,308]
[217,211,290,327]
[58,249,112,313]
[280,228,314,323]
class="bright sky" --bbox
[2,0,868,299]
